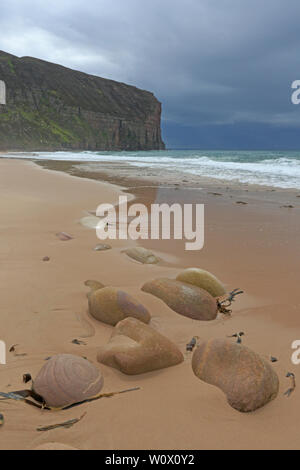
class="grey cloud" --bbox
[1,0,300,147]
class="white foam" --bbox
[2,150,300,189]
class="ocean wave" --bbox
[1,150,300,189]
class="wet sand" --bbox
[0,158,299,450]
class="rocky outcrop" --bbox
[0,50,165,151]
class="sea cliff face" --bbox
[0,51,165,151]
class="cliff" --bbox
[0,51,165,151]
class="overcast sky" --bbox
[1,0,300,149]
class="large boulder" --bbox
[97,317,184,375]
[141,278,218,321]
[33,354,104,409]
[88,287,151,326]
[192,339,279,412]
[124,247,160,264]
[176,268,226,298]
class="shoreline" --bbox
[2,151,300,194]
[0,158,299,450]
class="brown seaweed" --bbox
[37,413,86,432]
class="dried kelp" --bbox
[186,336,199,352]
[37,413,86,432]
[284,373,296,398]
[23,374,32,384]
[217,289,244,315]
[0,387,141,411]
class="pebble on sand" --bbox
[88,286,151,326]
[56,232,73,241]
[80,215,101,229]
[124,247,160,264]
[192,339,279,412]
[176,268,226,298]
[98,317,184,375]
[94,244,112,251]
[142,278,218,321]
[85,279,106,293]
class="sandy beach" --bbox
[0,157,299,450]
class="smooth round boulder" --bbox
[98,317,184,375]
[176,268,226,298]
[192,339,279,412]
[124,247,160,264]
[142,278,218,321]
[88,286,151,326]
[33,354,104,409]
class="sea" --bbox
[2,149,300,190]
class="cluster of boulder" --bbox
[29,256,279,413]
[82,259,279,413]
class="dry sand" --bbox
[0,158,299,450]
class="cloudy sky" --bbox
[1,0,300,149]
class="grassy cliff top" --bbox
[0,50,160,120]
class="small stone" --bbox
[93,244,112,251]
[71,339,86,345]
[56,232,73,241]
[80,215,101,229]
[42,256,50,262]
[84,280,105,292]
[124,247,160,264]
